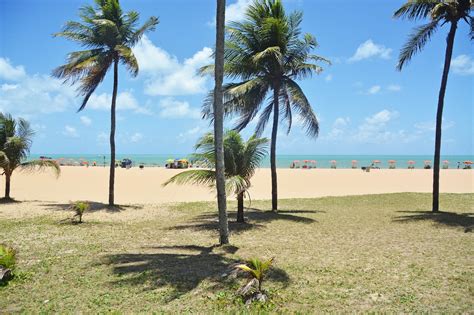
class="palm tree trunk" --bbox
[108,57,119,207]
[237,191,244,223]
[4,171,11,199]
[214,0,229,245]
[432,21,457,213]
[270,83,280,212]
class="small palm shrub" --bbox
[0,244,16,282]
[71,201,90,223]
[233,257,274,303]
[0,244,16,270]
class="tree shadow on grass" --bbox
[102,244,290,302]
[393,211,474,232]
[168,208,320,234]
[0,197,21,204]
[41,201,143,213]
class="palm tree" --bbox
[53,0,158,207]
[164,130,268,223]
[214,0,230,244]
[394,0,472,212]
[202,0,329,211]
[0,113,60,200]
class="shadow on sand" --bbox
[102,244,290,301]
[41,201,143,213]
[168,208,322,234]
[393,210,474,232]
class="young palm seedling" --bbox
[71,201,90,224]
[0,244,16,282]
[233,257,274,304]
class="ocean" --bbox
[29,154,474,169]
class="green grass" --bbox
[0,193,473,313]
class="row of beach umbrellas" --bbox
[291,159,473,168]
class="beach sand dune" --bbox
[1,166,472,204]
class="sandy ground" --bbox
[0,166,472,205]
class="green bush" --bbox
[0,244,16,270]
[71,201,90,223]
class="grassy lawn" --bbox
[0,193,473,313]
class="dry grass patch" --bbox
[0,193,472,312]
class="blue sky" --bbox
[0,0,472,155]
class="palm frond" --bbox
[162,169,216,187]
[20,160,61,177]
[397,20,439,70]
[285,78,319,137]
[116,45,139,76]
[128,16,159,46]
[393,0,439,20]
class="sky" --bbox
[0,0,472,155]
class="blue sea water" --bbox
[29,154,474,169]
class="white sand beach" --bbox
[2,166,472,204]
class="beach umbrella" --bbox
[372,160,381,164]
[311,160,316,164]
[408,160,415,164]
[443,160,449,163]
[463,161,473,164]
[424,160,431,165]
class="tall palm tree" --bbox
[53,0,158,207]
[202,0,329,211]
[0,113,60,200]
[394,0,472,212]
[164,130,269,223]
[214,0,230,244]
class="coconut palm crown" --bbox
[53,0,158,206]
[0,113,60,200]
[394,0,472,212]
[164,130,268,223]
[201,0,329,211]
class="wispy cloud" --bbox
[63,125,78,138]
[451,54,474,75]
[133,36,212,96]
[158,97,200,119]
[348,40,392,62]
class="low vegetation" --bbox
[0,193,472,312]
[70,201,90,224]
[0,244,16,283]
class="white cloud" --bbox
[353,109,399,143]
[367,85,381,95]
[415,119,455,132]
[325,74,333,82]
[387,84,401,92]
[177,126,204,143]
[326,117,350,139]
[87,91,151,114]
[451,54,474,75]
[0,71,76,115]
[133,36,213,96]
[63,125,79,138]
[226,0,251,22]
[207,0,251,26]
[0,57,26,81]
[129,132,143,143]
[158,97,201,119]
[348,40,392,62]
[1,84,18,91]
[80,116,92,126]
